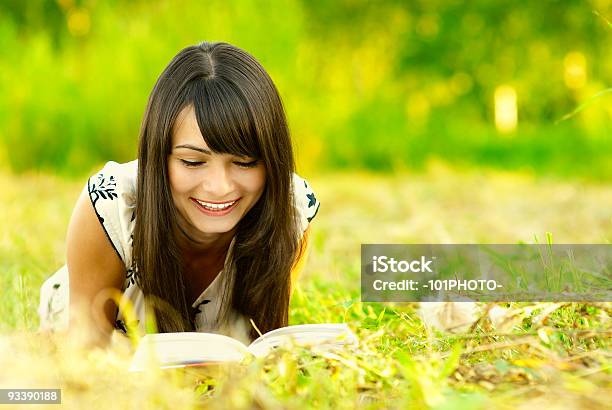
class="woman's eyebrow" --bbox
[174,144,212,155]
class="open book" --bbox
[129,323,358,371]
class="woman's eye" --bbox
[180,159,204,167]
[235,160,259,168]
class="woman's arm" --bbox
[65,187,125,348]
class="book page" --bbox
[247,323,357,357]
[129,332,249,371]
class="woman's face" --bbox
[168,105,266,242]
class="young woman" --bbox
[38,42,320,347]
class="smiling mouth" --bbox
[191,198,240,211]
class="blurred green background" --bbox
[0,0,611,178]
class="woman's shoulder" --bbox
[88,160,138,191]
[87,160,137,206]
[86,159,138,268]
[292,172,321,233]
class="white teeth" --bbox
[195,199,236,210]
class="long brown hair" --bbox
[132,42,301,340]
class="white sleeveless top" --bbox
[38,160,320,345]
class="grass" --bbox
[2,2,612,180]
[0,162,610,409]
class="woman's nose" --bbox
[202,164,234,198]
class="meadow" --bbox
[1,162,610,409]
[1,1,611,408]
